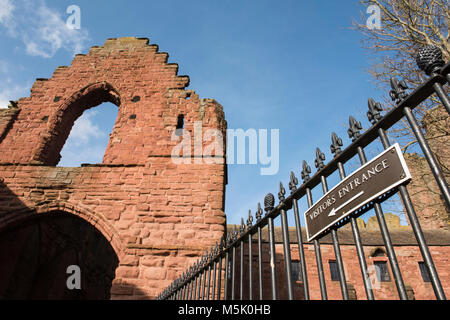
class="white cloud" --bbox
[0,82,30,109]
[58,145,107,167]
[0,0,90,58]
[58,110,110,166]
[67,110,105,146]
[0,0,14,24]
[0,61,30,109]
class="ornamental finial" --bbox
[264,193,275,213]
[256,203,263,222]
[315,147,326,170]
[226,233,232,247]
[232,225,238,242]
[278,182,286,202]
[219,235,225,253]
[348,116,362,142]
[240,218,246,235]
[389,77,409,105]
[301,160,311,183]
[330,132,343,157]
[247,210,253,228]
[367,98,383,124]
[289,171,298,194]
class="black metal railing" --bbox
[156,45,449,301]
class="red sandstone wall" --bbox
[0,37,226,165]
[0,37,227,299]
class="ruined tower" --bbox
[0,37,227,299]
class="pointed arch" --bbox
[0,201,124,259]
[36,82,121,166]
[0,206,121,299]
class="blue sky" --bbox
[0,0,405,225]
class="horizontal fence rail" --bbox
[157,45,449,301]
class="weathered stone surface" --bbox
[0,37,226,300]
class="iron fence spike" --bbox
[214,242,218,257]
[289,171,298,194]
[232,225,238,242]
[278,182,286,202]
[389,77,409,105]
[348,115,362,142]
[330,132,343,157]
[255,202,263,222]
[367,98,383,124]
[209,247,214,260]
[247,210,253,227]
[301,160,311,183]
[226,233,231,247]
[315,147,326,170]
[220,235,225,252]
[240,217,246,235]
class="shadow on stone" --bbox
[0,180,119,300]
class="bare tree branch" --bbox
[354,0,449,150]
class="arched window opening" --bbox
[58,102,119,167]
[36,82,121,166]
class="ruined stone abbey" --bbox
[0,37,448,300]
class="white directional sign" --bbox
[304,143,411,241]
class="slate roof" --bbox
[226,225,450,246]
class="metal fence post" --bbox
[256,203,264,300]
[240,219,245,300]
[265,193,279,300]
[247,210,254,300]
[279,182,294,300]
[302,161,328,300]
[317,145,349,300]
